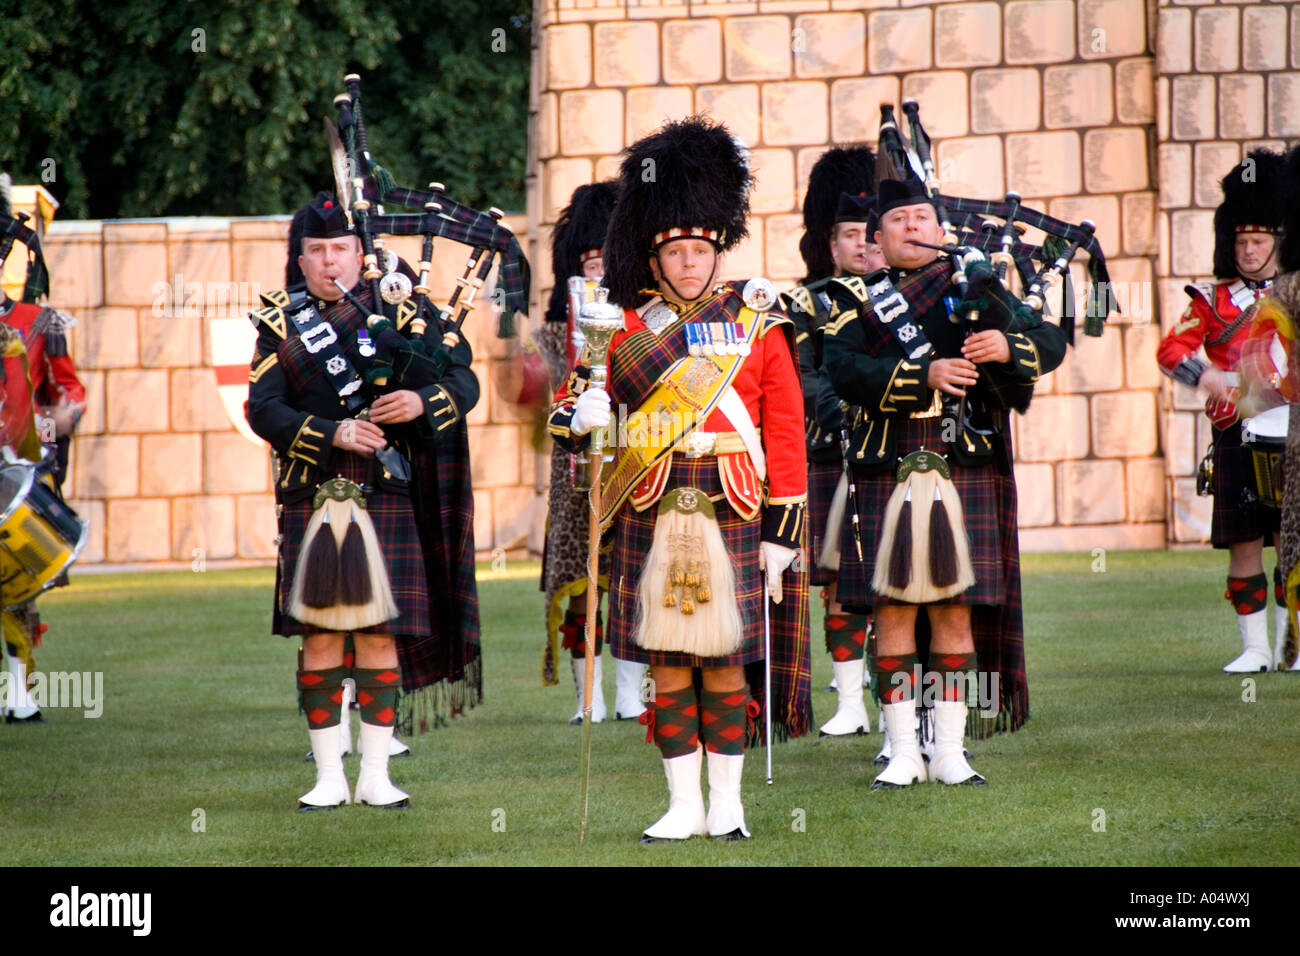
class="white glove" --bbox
[569,387,611,437]
[760,542,799,605]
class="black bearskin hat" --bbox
[799,145,875,284]
[0,172,51,302]
[602,116,751,309]
[545,180,619,324]
[1213,149,1285,280]
[1279,145,1300,275]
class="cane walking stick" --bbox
[763,580,773,786]
[576,288,624,846]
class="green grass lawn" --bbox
[2,550,1298,866]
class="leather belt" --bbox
[678,429,754,458]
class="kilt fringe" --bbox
[396,652,483,735]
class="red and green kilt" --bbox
[1211,422,1280,548]
[837,415,1004,610]
[607,453,814,739]
[609,456,762,667]
[275,451,431,638]
[806,458,842,587]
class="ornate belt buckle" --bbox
[682,430,716,458]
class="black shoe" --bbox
[297,801,345,812]
[5,711,44,724]
[710,829,748,842]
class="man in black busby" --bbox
[783,145,883,740]
[248,193,481,810]
[537,180,649,724]
[823,176,1067,788]
[549,117,812,842]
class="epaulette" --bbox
[784,285,815,316]
[249,288,306,340]
[1183,282,1216,309]
[761,310,793,334]
[830,274,872,306]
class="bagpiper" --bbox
[782,145,880,739]
[248,193,481,810]
[0,173,87,723]
[548,117,812,841]
[823,175,1068,788]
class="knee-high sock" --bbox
[353,666,401,726]
[825,612,869,662]
[641,687,700,759]
[870,652,919,706]
[298,666,349,729]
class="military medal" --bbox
[357,330,376,357]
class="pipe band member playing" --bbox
[1159,150,1291,673]
[549,117,812,842]
[782,145,883,739]
[248,193,480,810]
[822,176,1067,788]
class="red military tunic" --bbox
[547,283,812,734]
[1157,278,1277,546]
[1157,279,1271,427]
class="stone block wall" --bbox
[40,213,537,567]
[528,0,1174,550]
[1156,0,1300,543]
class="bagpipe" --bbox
[881,100,1117,344]
[327,73,530,390]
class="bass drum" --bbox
[0,460,89,609]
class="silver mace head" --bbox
[577,286,624,460]
[577,286,623,391]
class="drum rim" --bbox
[0,462,35,529]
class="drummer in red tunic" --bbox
[0,174,87,722]
[1157,150,1289,673]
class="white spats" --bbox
[819,658,870,736]
[705,751,750,841]
[927,701,985,786]
[299,725,351,811]
[1225,610,1272,673]
[354,723,410,810]
[640,746,707,843]
[872,699,927,789]
[569,655,606,725]
[613,657,648,720]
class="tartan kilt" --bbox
[275,451,431,638]
[1211,422,1280,548]
[806,459,842,587]
[608,455,762,667]
[837,415,1004,610]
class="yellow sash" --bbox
[599,308,760,531]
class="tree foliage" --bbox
[0,0,531,218]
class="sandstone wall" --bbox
[1156,0,1299,543]
[18,0,1300,566]
[40,214,539,566]
[529,0,1171,550]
